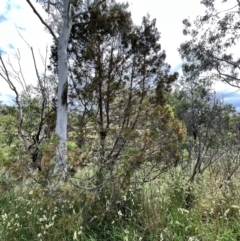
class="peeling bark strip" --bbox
[61,81,68,106]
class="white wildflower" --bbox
[45,222,54,229]
[224,209,230,217]
[175,221,183,226]
[231,205,240,209]
[73,231,77,240]
[118,210,123,217]
[178,208,189,214]
[209,208,214,215]
[122,195,127,201]
[40,215,47,222]
[2,213,7,221]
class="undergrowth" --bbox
[1,167,240,240]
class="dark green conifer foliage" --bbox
[49,2,183,188]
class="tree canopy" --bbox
[179,0,240,88]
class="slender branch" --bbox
[0,55,30,151]
[16,24,48,99]
[198,46,240,70]
[0,56,18,94]
[25,0,57,42]
[12,50,29,95]
[4,54,28,94]
[72,0,106,20]
[69,175,112,191]
[30,47,42,88]
[39,47,49,96]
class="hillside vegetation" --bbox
[1,0,240,240]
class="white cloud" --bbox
[125,0,206,69]
[0,0,53,103]
[1,0,239,110]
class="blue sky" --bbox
[0,0,240,110]
[222,90,240,110]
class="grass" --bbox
[1,165,240,240]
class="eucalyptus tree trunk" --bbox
[25,0,72,180]
[26,0,106,180]
[54,0,72,179]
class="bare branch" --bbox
[16,49,29,92]
[0,55,30,151]
[0,56,18,95]
[4,52,29,94]
[39,46,49,93]
[25,0,57,42]
[16,25,49,99]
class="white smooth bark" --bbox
[25,0,71,179]
[26,0,106,180]
[54,0,72,179]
